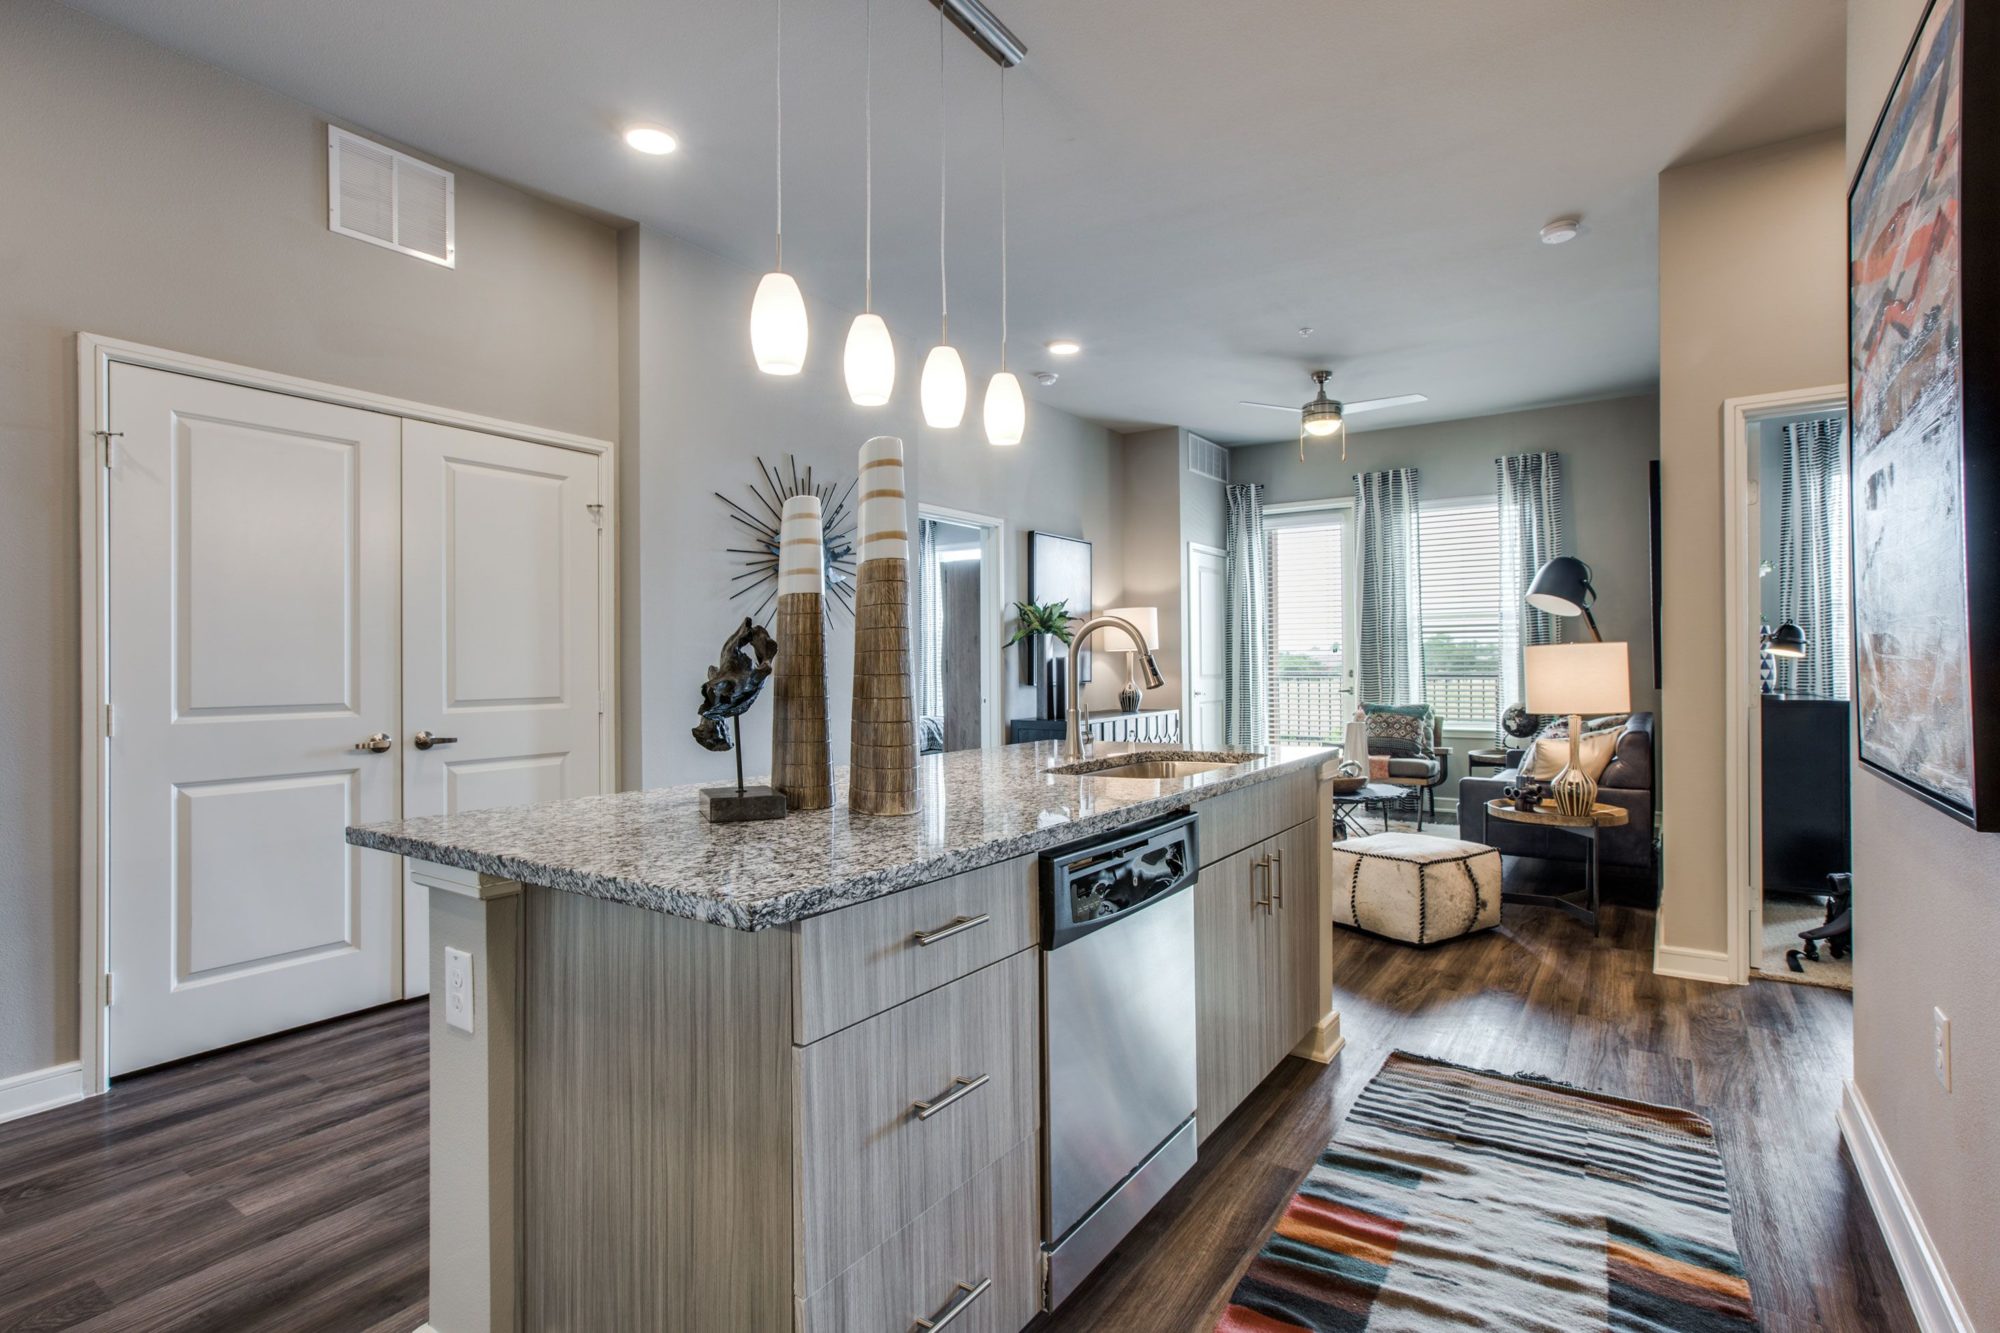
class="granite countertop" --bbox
[345,741,1336,930]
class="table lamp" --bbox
[1524,642,1631,816]
[1097,606,1161,712]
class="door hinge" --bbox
[103,703,115,737]
[93,430,123,469]
[103,972,114,1007]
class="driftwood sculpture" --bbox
[693,618,786,822]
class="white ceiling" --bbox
[61,0,1844,443]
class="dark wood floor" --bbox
[0,894,1912,1333]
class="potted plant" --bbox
[1006,599,1074,721]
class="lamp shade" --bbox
[843,313,895,405]
[1768,621,1808,658]
[1095,606,1160,655]
[920,344,967,428]
[1524,642,1631,716]
[983,370,1025,446]
[1525,556,1595,617]
[751,271,809,375]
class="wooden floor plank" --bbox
[0,893,1913,1332]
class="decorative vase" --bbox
[771,494,832,811]
[1548,714,1597,816]
[1040,636,1068,721]
[849,437,919,817]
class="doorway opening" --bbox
[1721,386,1853,987]
[916,507,1005,753]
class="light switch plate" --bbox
[445,946,475,1034]
[1934,1007,1951,1091]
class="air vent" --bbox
[1188,433,1230,483]
[328,126,455,267]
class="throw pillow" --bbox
[1362,703,1435,758]
[1522,728,1618,783]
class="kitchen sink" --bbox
[1047,751,1261,779]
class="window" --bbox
[1417,496,1502,729]
[1265,510,1351,746]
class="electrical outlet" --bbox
[445,947,475,1034]
[1934,1007,1951,1092]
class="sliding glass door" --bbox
[1264,504,1358,746]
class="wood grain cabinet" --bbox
[1195,815,1323,1141]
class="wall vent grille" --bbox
[1188,433,1230,483]
[328,126,455,267]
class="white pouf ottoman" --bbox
[1330,832,1501,945]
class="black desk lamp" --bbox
[1525,557,1603,642]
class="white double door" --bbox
[105,365,603,1076]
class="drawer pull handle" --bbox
[1272,850,1285,910]
[1252,856,1273,914]
[914,1277,992,1330]
[913,913,990,947]
[912,1073,990,1121]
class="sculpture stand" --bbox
[701,717,786,823]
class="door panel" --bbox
[401,420,604,993]
[1194,846,1267,1141]
[1269,819,1322,1067]
[106,365,401,1076]
[1187,547,1226,749]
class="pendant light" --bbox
[752,0,809,376]
[842,0,894,405]
[982,68,1024,446]
[920,3,968,429]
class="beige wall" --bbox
[1846,1,2000,1323]
[0,1,621,1082]
[1655,131,1846,960]
[1229,393,1664,766]
[622,228,1126,788]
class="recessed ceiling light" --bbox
[623,125,679,156]
[1045,339,1082,356]
[1539,216,1582,245]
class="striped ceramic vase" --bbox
[849,437,920,816]
[770,494,832,811]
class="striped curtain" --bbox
[1777,417,1849,698]
[1354,467,1422,704]
[916,519,944,725]
[1495,452,1565,742]
[1222,483,1270,749]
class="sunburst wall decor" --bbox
[718,455,858,623]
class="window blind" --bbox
[1264,511,1349,746]
[1417,496,1502,729]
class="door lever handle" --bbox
[353,733,393,753]
[413,730,458,750]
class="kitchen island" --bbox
[348,740,1342,1333]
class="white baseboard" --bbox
[1838,1081,1972,1333]
[1652,942,1736,984]
[0,1061,86,1124]
[1293,1010,1345,1064]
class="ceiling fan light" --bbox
[751,271,809,375]
[983,370,1025,445]
[1301,403,1343,437]
[843,313,895,405]
[921,344,967,428]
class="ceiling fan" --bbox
[1241,371,1427,459]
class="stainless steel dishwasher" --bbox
[1038,809,1200,1309]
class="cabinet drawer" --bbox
[795,950,1039,1294]
[1197,769,1318,866]
[794,854,1037,1044]
[797,1136,1039,1333]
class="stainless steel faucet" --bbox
[1065,615,1165,761]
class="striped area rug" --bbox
[1218,1053,1756,1331]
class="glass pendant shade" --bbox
[983,370,1024,446]
[751,271,809,375]
[843,313,895,405]
[921,344,967,428]
[1302,409,1342,438]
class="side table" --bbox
[1482,799,1630,934]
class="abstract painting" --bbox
[1849,0,1991,825]
[1025,531,1093,688]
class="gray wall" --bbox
[0,0,622,1084]
[1656,130,1846,960]
[1230,392,1663,767]
[1847,0,2000,1322]
[1116,429,1189,711]
[622,229,1126,789]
